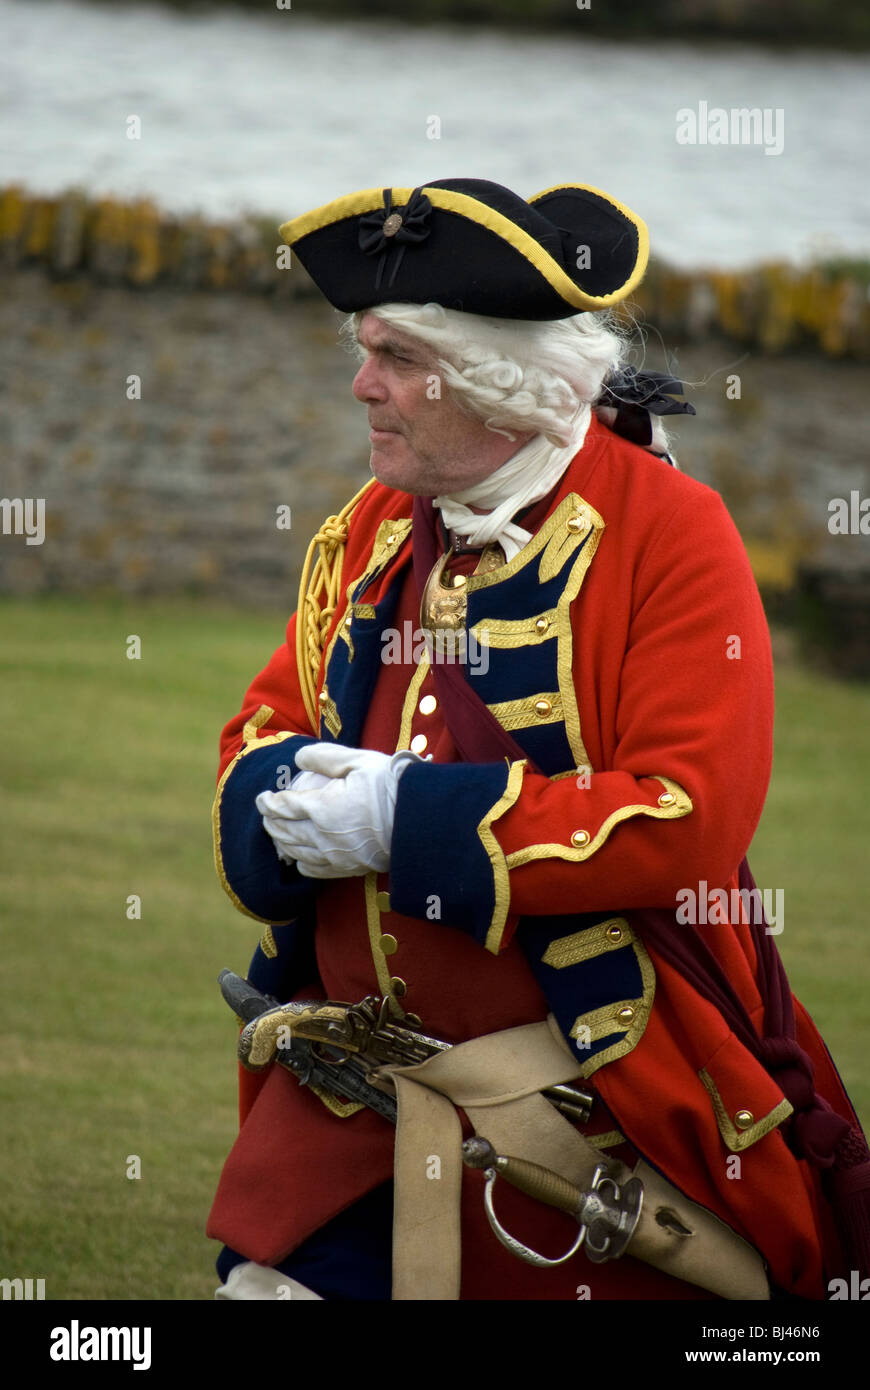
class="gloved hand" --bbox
[255,742,424,878]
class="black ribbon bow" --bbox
[599,365,696,449]
[600,365,696,418]
[358,187,433,291]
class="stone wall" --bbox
[1,260,868,676]
[0,271,365,607]
[2,186,869,358]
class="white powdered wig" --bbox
[342,301,628,446]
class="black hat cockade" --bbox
[279,177,648,320]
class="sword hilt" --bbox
[462,1138,581,1216]
[463,1137,644,1266]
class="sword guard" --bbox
[481,1168,586,1268]
[578,1164,644,1263]
[463,1141,643,1268]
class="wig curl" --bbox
[342,301,629,446]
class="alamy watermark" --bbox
[381,620,490,676]
[828,1270,870,1299]
[50,1321,151,1370]
[828,491,870,535]
[1,1276,45,1300]
[0,497,45,545]
[676,103,784,156]
[676,880,784,935]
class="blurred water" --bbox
[1,0,868,268]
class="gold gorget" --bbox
[420,541,505,650]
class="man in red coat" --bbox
[208,179,867,1301]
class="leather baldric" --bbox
[374,1017,770,1301]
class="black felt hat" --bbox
[279,177,648,320]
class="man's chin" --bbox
[369,447,434,497]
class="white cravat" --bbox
[432,405,591,561]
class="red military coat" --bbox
[208,414,858,1299]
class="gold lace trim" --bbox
[294,479,377,730]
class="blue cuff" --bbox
[388,760,513,949]
[246,910,320,1004]
[214,734,319,924]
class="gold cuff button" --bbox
[389,976,407,998]
[535,616,549,634]
[379,933,398,956]
[658,791,677,807]
[617,1006,635,1024]
[735,1109,755,1130]
[534,698,552,717]
[386,533,396,545]
[375,890,391,913]
[607,924,624,942]
[570,829,590,847]
[566,514,586,533]
[419,694,437,716]
[410,733,428,754]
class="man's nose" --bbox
[352,356,387,403]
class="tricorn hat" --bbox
[279,177,648,320]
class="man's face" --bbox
[351,312,533,496]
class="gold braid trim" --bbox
[699,1070,793,1152]
[295,479,377,730]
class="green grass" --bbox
[0,596,867,1299]
[0,595,289,1300]
[747,657,870,1119]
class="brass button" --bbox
[344,614,352,627]
[735,1109,754,1130]
[419,694,437,716]
[389,976,407,997]
[379,933,398,956]
[566,513,586,533]
[375,890,391,912]
[607,924,624,943]
[617,1006,635,1024]
[410,733,428,754]
[383,213,403,237]
[658,792,676,807]
[570,830,590,848]
[317,690,328,704]
[386,533,396,545]
[534,616,549,634]
[451,573,467,589]
[534,698,552,717]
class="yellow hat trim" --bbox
[531,181,648,272]
[279,183,648,311]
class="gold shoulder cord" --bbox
[295,479,376,730]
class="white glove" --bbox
[255,743,423,878]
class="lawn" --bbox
[0,596,866,1299]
